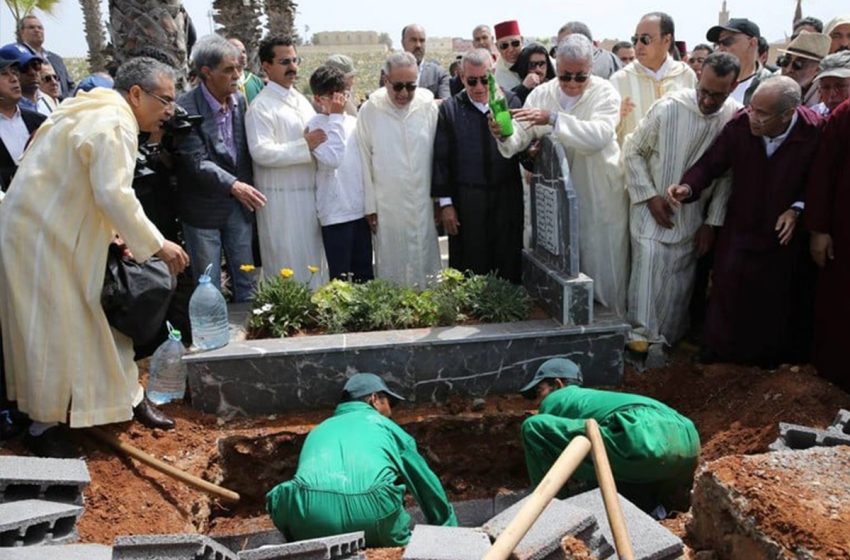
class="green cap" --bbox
[343,373,406,402]
[326,54,356,76]
[519,358,583,398]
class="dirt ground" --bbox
[2,356,848,556]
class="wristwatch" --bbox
[790,206,803,217]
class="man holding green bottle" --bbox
[266,373,457,546]
[520,358,700,513]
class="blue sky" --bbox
[1,0,847,57]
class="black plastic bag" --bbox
[102,244,176,346]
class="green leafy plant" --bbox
[464,274,532,323]
[248,268,317,338]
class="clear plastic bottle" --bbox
[189,263,230,350]
[147,321,188,405]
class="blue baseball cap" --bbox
[75,74,114,94]
[520,358,583,398]
[343,373,406,402]
[0,58,20,72]
[0,44,44,69]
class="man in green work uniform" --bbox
[266,373,457,546]
[520,358,700,513]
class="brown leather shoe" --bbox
[133,397,175,430]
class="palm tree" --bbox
[264,0,299,42]
[79,0,107,72]
[107,0,191,84]
[212,0,262,71]
[3,0,60,42]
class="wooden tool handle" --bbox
[88,427,241,504]
[586,419,635,560]
[483,435,592,560]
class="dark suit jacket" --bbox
[0,108,46,191]
[174,85,254,229]
[419,60,451,100]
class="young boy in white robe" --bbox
[307,66,373,282]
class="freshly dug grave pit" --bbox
[3,358,847,554]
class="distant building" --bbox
[313,31,379,46]
[719,0,730,25]
[453,38,473,52]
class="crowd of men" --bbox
[0,10,848,479]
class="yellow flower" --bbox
[239,264,256,272]
[307,265,319,274]
[280,268,294,279]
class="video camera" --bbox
[134,105,203,179]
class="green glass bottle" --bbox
[488,71,513,137]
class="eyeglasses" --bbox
[498,40,521,51]
[276,56,301,66]
[529,60,548,69]
[631,34,654,46]
[41,74,58,83]
[776,55,814,71]
[558,72,589,83]
[714,36,740,48]
[697,87,729,102]
[465,75,489,86]
[390,81,417,93]
[142,89,175,107]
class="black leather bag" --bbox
[102,244,176,346]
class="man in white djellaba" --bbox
[356,52,441,287]
[245,35,329,287]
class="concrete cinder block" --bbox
[112,534,239,560]
[0,499,83,547]
[0,456,90,506]
[238,532,365,560]
[773,422,850,451]
[402,525,491,560]
[564,490,683,560]
[482,496,596,560]
[407,498,495,528]
[0,544,112,560]
[830,409,850,435]
[493,489,531,515]
[214,529,287,553]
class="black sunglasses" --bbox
[529,60,548,69]
[276,56,301,66]
[465,75,489,86]
[390,81,417,92]
[776,55,811,71]
[42,74,59,83]
[498,39,521,50]
[558,72,589,83]
[631,34,654,46]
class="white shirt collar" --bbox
[267,81,292,98]
[0,105,22,121]
[639,56,672,80]
[471,98,489,114]
[762,110,799,157]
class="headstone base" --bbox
[523,249,593,326]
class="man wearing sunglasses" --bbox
[432,49,524,283]
[495,34,629,316]
[245,35,328,288]
[610,12,696,146]
[706,18,770,105]
[357,52,441,288]
[777,31,830,109]
[556,21,622,80]
[494,20,524,91]
[37,62,60,111]
[623,53,741,352]
[667,76,823,368]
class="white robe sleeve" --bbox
[622,102,661,204]
[356,105,378,215]
[245,101,313,168]
[552,87,620,156]
[82,123,164,262]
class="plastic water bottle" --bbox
[147,321,187,404]
[189,263,230,350]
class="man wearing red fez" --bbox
[494,20,524,90]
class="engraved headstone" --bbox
[522,136,593,325]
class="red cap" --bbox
[494,20,521,40]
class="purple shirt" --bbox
[200,82,238,162]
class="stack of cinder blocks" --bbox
[0,455,111,558]
[401,489,684,560]
[111,530,367,560]
[769,409,850,451]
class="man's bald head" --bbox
[748,75,801,137]
[402,24,427,63]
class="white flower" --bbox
[252,308,264,316]
[261,303,273,312]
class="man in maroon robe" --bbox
[806,98,850,391]
[668,76,823,368]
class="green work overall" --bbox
[266,402,457,546]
